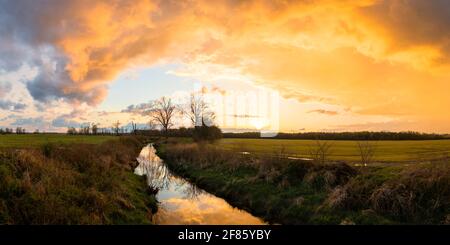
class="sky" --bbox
[0,0,450,133]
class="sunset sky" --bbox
[1,0,450,133]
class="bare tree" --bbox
[185,93,215,127]
[308,140,333,164]
[131,121,137,134]
[112,121,121,136]
[151,97,176,134]
[92,123,99,135]
[67,127,77,135]
[187,93,204,126]
[357,140,376,166]
[79,124,90,135]
[15,127,26,134]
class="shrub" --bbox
[193,125,223,142]
[370,163,450,222]
[326,163,449,223]
[281,161,314,185]
[304,162,358,190]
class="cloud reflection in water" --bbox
[135,144,265,225]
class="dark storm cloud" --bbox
[360,0,450,62]
[25,57,108,105]
[0,0,111,105]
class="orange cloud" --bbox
[1,0,450,131]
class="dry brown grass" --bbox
[304,162,358,190]
[162,143,247,171]
[370,163,449,222]
[0,136,154,224]
[326,162,450,223]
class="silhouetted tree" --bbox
[112,121,121,135]
[92,123,99,135]
[185,92,215,127]
[67,127,77,135]
[131,121,137,134]
[15,127,25,134]
[151,97,176,135]
[79,124,90,135]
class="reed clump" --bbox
[326,163,449,223]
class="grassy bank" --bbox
[157,142,450,225]
[0,136,156,224]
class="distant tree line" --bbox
[0,127,26,134]
[65,91,223,142]
[67,122,130,136]
[135,126,222,141]
[0,128,14,134]
[222,131,449,140]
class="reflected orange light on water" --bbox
[135,144,266,225]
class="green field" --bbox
[3,135,450,163]
[0,134,116,148]
[216,138,450,163]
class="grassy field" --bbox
[157,142,450,224]
[0,134,116,148]
[216,138,450,163]
[2,135,450,163]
